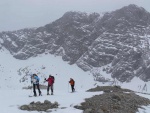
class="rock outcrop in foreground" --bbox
[75,86,150,113]
[20,100,59,112]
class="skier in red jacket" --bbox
[69,78,75,92]
[45,75,55,95]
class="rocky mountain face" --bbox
[0,4,150,82]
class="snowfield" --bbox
[0,90,102,113]
[0,48,150,113]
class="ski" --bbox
[28,95,42,97]
[29,94,42,97]
[28,94,56,97]
[70,91,77,93]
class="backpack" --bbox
[51,76,55,83]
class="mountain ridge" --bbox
[0,4,150,82]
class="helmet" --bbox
[33,74,37,76]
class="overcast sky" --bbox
[0,0,150,32]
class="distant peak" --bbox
[111,4,150,19]
[122,4,146,12]
[127,4,139,8]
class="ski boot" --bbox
[39,92,42,96]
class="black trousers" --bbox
[33,83,41,96]
[47,84,53,93]
[71,85,75,92]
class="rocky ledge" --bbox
[20,100,59,112]
[75,86,150,113]
[87,85,133,93]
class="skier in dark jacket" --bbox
[69,78,75,92]
[31,74,42,96]
[45,75,55,95]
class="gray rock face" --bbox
[0,4,150,82]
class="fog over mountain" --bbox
[1,4,150,82]
[1,0,150,32]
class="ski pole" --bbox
[53,84,54,94]
[74,85,76,92]
[68,82,69,93]
[29,83,33,97]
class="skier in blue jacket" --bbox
[31,74,42,96]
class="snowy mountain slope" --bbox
[0,47,96,90]
[1,46,149,92]
[0,47,150,113]
[0,47,104,113]
[0,47,100,113]
[0,48,22,89]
